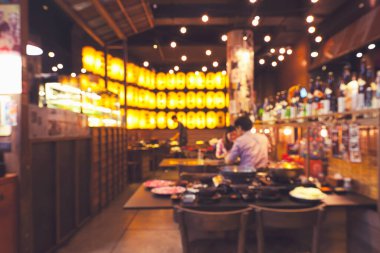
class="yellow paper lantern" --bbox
[167,111,177,130]
[215,91,226,109]
[177,112,187,127]
[195,72,206,89]
[196,91,206,109]
[119,85,125,106]
[186,111,197,130]
[149,91,156,109]
[94,50,105,76]
[206,111,217,129]
[177,92,186,109]
[156,92,167,109]
[206,72,216,90]
[138,89,146,107]
[226,112,230,127]
[206,91,216,109]
[157,111,167,129]
[186,72,196,89]
[176,72,186,90]
[196,111,206,129]
[225,93,230,107]
[167,92,178,109]
[127,63,136,83]
[138,110,148,129]
[167,73,176,90]
[126,86,134,106]
[215,72,226,89]
[150,71,156,90]
[216,111,226,128]
[148,111,156,129]
[186,91,197,109]
[156,72,167,90]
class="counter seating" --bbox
[175,206,253,253]
[251,204,325,253]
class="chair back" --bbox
[175,206,252,253]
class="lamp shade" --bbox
[216,111,226,128]
[195,72,206,90]
[215,91,226,109]
[215,72,226,89]
[167,111,177,129]
[177,112,187,127]
[167,73,176,90]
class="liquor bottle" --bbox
[306,92,313,117]
[313,77,322,116]
[348,72,359,111]
[337,78,346,113]
[357,59,367,110]
[365,66,375,108]
[324,72,336,113]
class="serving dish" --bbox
[143,179,175,189]
[151,186,186,195]
[289,186,326,202]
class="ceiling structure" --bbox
[46,0,379,72]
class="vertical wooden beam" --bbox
[377,109,380,219]
[116,0,138,33]
[55,142,61,244]
[123,40,128,128]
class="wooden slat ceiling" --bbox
[54,0,154,46]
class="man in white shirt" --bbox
[225,116,269,169]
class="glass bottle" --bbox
[313,77,322,116]
[337,78,346,113]
[365,66,375,108]
[357,59,367,110]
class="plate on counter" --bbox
[289,186,326,202]
[151,186,186,196]
[144,180,175,189]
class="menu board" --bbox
[0,3,21,94]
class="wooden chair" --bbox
[251,204,325,253]
[175,206,253,253]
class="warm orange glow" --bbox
[157,111,167,129]
[206,111,217,129]
[216,111,226,128]
[186,91,197,109]
[177,112,187,127]
[196,111,206,129]
[167,92,178,109]
[206,72,216,89]
[186,72,197,89]
[206,91,216,109]
[186,111,197,129]
[177,92,186,109]
[196,92,206,109]
[215,91,226,109]
[176,72,186,90]
[166,73,176,90]
[156,92,167,109]
[196,72,206,89]
[167,111,177,129]
[156,72,167,90]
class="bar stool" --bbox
[175,206,253,253]
[251,204,325,253]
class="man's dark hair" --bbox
[234,116,253,131]
[171,115,178,120]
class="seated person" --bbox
[225,116,269,169]
[215,126,237,159]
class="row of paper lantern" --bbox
[127,110,230,130]
[155,72,228,90]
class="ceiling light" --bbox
[311,0,319,3]
[254,15,260,20]
[279,48,286,54]
[169,69,174,74]
[358,2,365,8]
[52,66,58,72]
[306,15,314,23]
[271,61,278,67]
[278,55,285,61]
[264,35,271,42]
[57,63,63,69]
[170,41,177,48]
[311,51,319,58]
[153,44,158,49]
[152,3,158,9]
[202,66,208,72]
[202,14,209,23]
[249,0,257,3]
[42,5,48,11]
[195,71,200,75]
[308,26,316,34]
[180,26,187,34]
[143,61,149,67]
[181,55,187,61]
[174,65,180,71]
[71,73,77,78]
[243,36,248,41]
[315,36,323,43]
[213,61,219,67]
[205,49,212,56]
[26,44,43,56]
[48,52,55,58]
[356,52,363,58]
[81,68,87,74]
[259,59,265,65]
[251,19,259,26]
[270,48,276,54]
[222,70,227,75]
[287,49,293,55]
[221,34,228,42]
[368,43,376,50]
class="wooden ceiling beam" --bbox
[141,0,155,28]
[91,0,126,40]
[155,17,248,26]
[154,0,233,4]
[116,0,138,33]
[54,0,105,46]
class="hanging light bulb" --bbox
[286,48,293,55]
[202,14,209,23]
[311,51,319,58]
[180,26,187,34]
[271,61,278,67]
[308,26,316,34]
[221,34,228,42]
[205,49,212,56]
[278,55,285,61]
[259,59,265,65]
[213,61,219,67]
[264,35,271,42]
[181,55,187,61]
[306,15,314,23]
[202,66,208,72]
[279,48,286,54]
[315,36,323,43]
[143,61,149,67]
[170,41,177,48]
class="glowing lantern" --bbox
[186,72,196,89]
[156,92,167,109]
[206,91,216,109]
[138,89,146,107]
[206,72,216,90]
[156,72,167,90]
[186,111,197,129]
[176,72,186,90]
[149,91,156,109]
[167,111,177,130]
[82,46,96,73]
[226,112,230,127]
[196,92,206,109]
[79,74,90,90]
[225,75,230,88]
[149,111,156,129]
[157,111,167,129]
[109,57,124,81]
[216,111,226,128]
[225,93,230,107]
[127,63,136,83]
[215,91,226,109]
[119,85,125,106]
[139,110,148,129]
[167,73,176,90]
[94,50,105,76]
[186,92,197,109]
[195,72,206,89]
[150,71,156,90]
[206,111,217,129]
[167,92,178,109]
[126,86,134,106]
[215,72,225,89]
[177,92,186,109]
[196,111,206,129]
[177,112,187,127]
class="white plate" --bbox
[289,187,326,201]
[151,186,186,195]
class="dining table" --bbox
[159,158,226,168]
